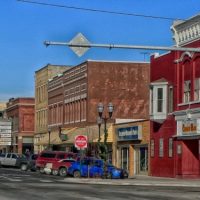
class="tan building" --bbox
[34,64,70,153]
[113,119,150,177]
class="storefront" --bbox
[113,120,150,176]
[174,109,200,178]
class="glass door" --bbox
[121,147,129,171]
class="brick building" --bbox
[150,14,200,178]
[41,60,150,164]
[6,98,35,154]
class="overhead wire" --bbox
[17,0,185,21]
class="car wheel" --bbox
[59,167,67,177]
[39,167,45,174]
[73,170,81,178]
[21,164,28,171]
[52,169,59,176]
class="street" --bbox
[0,168,200,200]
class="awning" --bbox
[35,130,62,146]
[35,124,114,146]
[61,124,114,144]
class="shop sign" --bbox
[117,125,142,141]
[182,119,197,135]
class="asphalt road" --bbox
[0,168,200,200]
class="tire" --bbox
[21,164,28,171]
[52,169,59,176]
[59,167,67,177]
[39,167,45,174]
[73,170,81,178]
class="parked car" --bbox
[0,153,28,169]
[36,150,77,173]
[68,158,128,179]
[20,154,38,171]
[44,158,76,176]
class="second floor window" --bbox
[183,80,191,103]
[157,88,163,112]
[194,78,200,101]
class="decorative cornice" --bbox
[171,15,200,46]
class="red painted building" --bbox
[150,14,200,178]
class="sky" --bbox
[0,0,200,102]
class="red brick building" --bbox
[6,98,35,154]
[150,14,200,178]
[47,60,150,156]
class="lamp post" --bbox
[96,116,102,158]
[97,102,114,161]
[48,127,51,150]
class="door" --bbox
[135,146,148,175]
[121,147,129,171]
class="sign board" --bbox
[75,135,88,149]
[117,125,142,141]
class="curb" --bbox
[61,178,200,187]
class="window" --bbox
[157,88,163,112]
[57,154,65,159]
[41,153,56,158]
[194,78,200,101]
[183,80,191,103]
[150,139,155,157]
[159,138,164,157]
[168,138,173,157]
[168,86,173,113]
[149,81,168,123]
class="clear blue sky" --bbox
[0,0,200,102]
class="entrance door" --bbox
[121,147,129,171]
[135,146,148,175]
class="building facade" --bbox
[34,64,70,153]
[113,119,150,177]
[150,14,200,178]
[43,60,150,163]
[6,98,35,154]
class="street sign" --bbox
[69,33,90,57]
[75,135,88,149]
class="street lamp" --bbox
[96,116,102,158]
[97,102,114,161]
[48,127,51,150]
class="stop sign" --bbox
[75,135,88,149]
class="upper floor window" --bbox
[150,80,168,123]
[157,88,163,112]
[194,78,200,101]
[183,80,191,103]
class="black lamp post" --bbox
[97,116,102,158]
[48,127,51,150]
[97,102,114,161]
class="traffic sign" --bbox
[75,135,88,149]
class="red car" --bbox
[51,159,76,176]
[36,150,77,173]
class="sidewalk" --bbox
[62,175,200,187]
